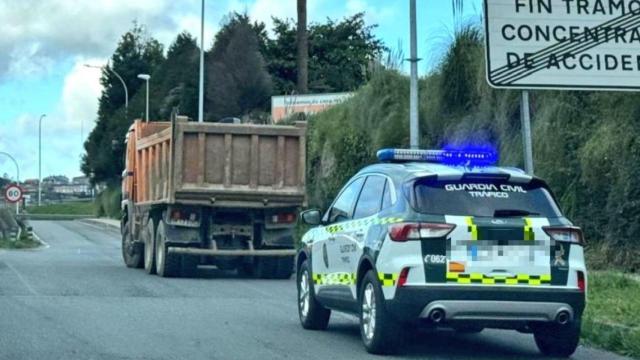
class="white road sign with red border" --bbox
[4,184,23,203]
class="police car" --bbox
[296,149,586,356]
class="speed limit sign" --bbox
[4,184,23,203]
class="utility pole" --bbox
[296,0,308,94]
[198,0,205,122]
[38,114,46,206]
[521,91,534,174]
[408,0,420,149]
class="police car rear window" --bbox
[411,178,562,218]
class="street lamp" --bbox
[198,0,205,123]
[84,64,129,117]
[137,74,151,122]
[38,114,46,206]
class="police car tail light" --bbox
[577,271,586,292]
[543,226,584,245]
[397,268,410,287]
[389,223,455,242]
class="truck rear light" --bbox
[389,223,455,241]
[577,271,586,292]
[271,213,296,224]
[543,226,585,245]
[397,268,410,287]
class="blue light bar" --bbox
[376,148,498,166]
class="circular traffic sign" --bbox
[4,184,23,203]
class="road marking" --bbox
[5,261,39,296]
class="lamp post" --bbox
[198,0,205,123]
[38,114,46,206]
[408,0,421,149]
[137,74,151,122]
[84,64,129,118]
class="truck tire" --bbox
[359,270,402,355]
[297,260,330,330]
[122,221,143,268]
[143,218,156,274]
[254,255,294,279]
[254,257,277,279]
[155,220,181,277]
[533,319,581,357]
[273,256,294,279]
[181,255,199,277]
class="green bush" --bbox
[95,185,122,219]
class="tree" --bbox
[82,24,165,184]
[296,0,308,94]
[205,14,272,121]
[264,13,386,95]
[154,32,200,119]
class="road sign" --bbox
[484,0,640,91]
[5,184,23,203]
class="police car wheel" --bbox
[533,319,581,358]
[359,270,402,355]
[297,260,330,330]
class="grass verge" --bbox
[0,233,41,249]
[582,271,640,358]
[26,201,95,216]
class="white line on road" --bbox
[5,261,39,296]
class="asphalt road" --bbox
[0,221,630,360]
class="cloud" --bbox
[0,0,184,80]
[0,58,102,180]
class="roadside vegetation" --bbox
[583,272,640,358]
[95,186,121,219]
[0,232,40,250]
[26,201,95,216]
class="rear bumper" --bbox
[386,285,585,326]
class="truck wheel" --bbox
[359,270,402,354]
[255,257,277,279]
[155,220,181,277]
[181,255,199,277]
[273,256,294,279]
[143,218,156,274]
[297,260,330,330]
[533,319,581,357]
[254,255,293,279]
[122,221,143,268]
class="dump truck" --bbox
[120,115,306,278]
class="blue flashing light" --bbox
[376,148,498,167]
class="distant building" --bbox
[271,92,353,123]
[43,175,69,185]
[52,183,91,196]
[72,176,90,185]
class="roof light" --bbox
[376,148,498,166]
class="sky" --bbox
[0,0,483,181]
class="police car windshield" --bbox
[411,178,562,218]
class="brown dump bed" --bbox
[128,119,306,208]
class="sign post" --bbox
[484,0,640,173]
[5,184,23,215]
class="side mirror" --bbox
[300,209,322,226]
